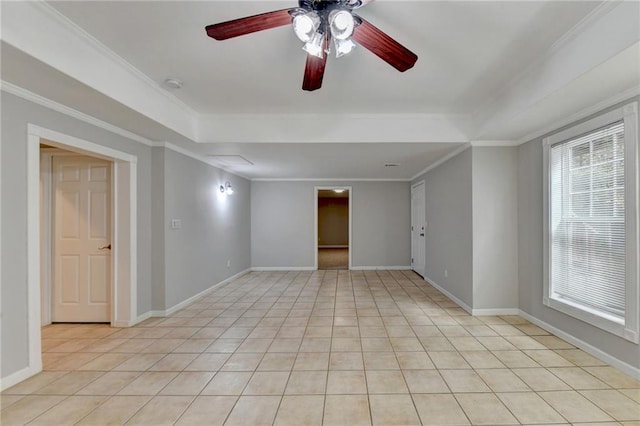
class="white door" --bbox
[411,182,426,277]
[53,155,111,322]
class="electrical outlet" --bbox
[226,260,231,268]
[444,269,448,278]
[171,219,181,230]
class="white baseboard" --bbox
[519,310,640,380]
[165,268,251,316]
[350,266,411,271]
[129,310,159,326]
[251,267,316,271]
[0,364,41,392]
[472,308,520,316]
[423,275,473,314]
[318,245,349,249]
[132,269,251,323]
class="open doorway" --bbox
[315,187,351,270]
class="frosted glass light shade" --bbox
[303,32,324,58]
[328,10,355,40]
[334,38,355,57]
[293,12,320,42]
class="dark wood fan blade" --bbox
[351,17,417,72]
[302,51,328,91]
[302,36,328,91]
[206,9,293,40]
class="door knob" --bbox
[99,244,111,250]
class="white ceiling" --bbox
[47,0,599,115]
[2,1,638,180]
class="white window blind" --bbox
[549,120,625,321]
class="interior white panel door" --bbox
[53,155,111,322]
[411,182,426,277]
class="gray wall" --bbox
[251,181,410,268]
[1,93,153,378]
[472,147,519,310]
[318,198,349,246]
[518,97,640,368]
[161,148,251,309]
[412,148,473,308]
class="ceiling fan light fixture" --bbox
[302,31,324,58]
[328,9,355,40]
[293,12,320,42]
[334,38,356,58]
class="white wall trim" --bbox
[26,132,43,383]
[472,308,521,316]
[128,269,251,325]
[253,178,410,182]
[518,310,640,380]
[0,365,42,392]
[410,144,471,181]
[2,2,197,140]
[30,125,138,163]
[1,81,155,147]
[163,269,250,317]
[423,275,473,315]
[32,2,198,118]
[520,86,640,145]
[251,267,316,271]
[39,151,54,326]
[470,140,520,147]
[1,82,251,182]
[350,266,411,271]
[131,311,156,327]
[472,0,632,136]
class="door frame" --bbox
[27,124,138,375]
[411,180,426,277]
[40,150,114,325]
[314,186,353,270]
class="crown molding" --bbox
[2,1,198,140]
[1,80,155,147]
[252,178,410,182]
[472,0,624,127]
[33,2,198,119]
[2,80,252,180]
[470,140,520,147]
[517,86,640,144]
[410,143,471,181]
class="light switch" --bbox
[171,219,181,230]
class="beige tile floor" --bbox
[2,270,639,425]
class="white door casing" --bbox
[411,181,426,277]
[52,155,111,322]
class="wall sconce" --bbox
[220,181,234,195]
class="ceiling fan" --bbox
[205,0,418,91]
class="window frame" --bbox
[542,101,639,343]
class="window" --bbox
[543,102,639,343]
